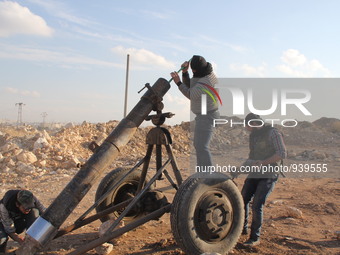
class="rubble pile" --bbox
[210,117,340,161]
[0,117,339,185]
[0,121,191,184]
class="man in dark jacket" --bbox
[0,190,45,253]
[241,113,286,247]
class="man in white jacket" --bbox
[170,55,220,172]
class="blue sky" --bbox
[0,0,339,124]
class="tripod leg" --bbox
[156,144,163,180]
[137,144,153,192]
[165,144,183,186]
[163,169,178,190]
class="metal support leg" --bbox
[67,204,171,255]
[137,144,153,193]
[165,144,183,186]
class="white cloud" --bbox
[140,10,170,20]
[0,43,121,68]
[164,93,189,106]
[111,46,176,70]
[114,7,172,20]
[308,59,329,73]
[229,63,267,77]
[276,64,308,77]
[196,35,247,53]
[163,93,190,124]
[29,0,95,26]
[210,61,219,75]
[280,49,306,66]
[229,49,331,78]
[0,1,53,37]
[4,87,40,97]
[277,49,331,77]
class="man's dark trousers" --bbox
[241,177,277,241]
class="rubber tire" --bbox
[171,173,244,255]
[95,167,151,223]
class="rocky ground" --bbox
[0,117,339,255]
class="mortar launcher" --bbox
[17,77,244,255]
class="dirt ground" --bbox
[4,150,340,255]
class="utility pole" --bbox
[124,54,130,117]
[41,112,48,127]
[15,102,25,126]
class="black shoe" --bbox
[243,238,260,247]
[0,243,6,254]
[242,228,248,235]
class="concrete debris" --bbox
[285,206,303,219]
[33,137,50,151]
[16,151,37,164]
[94,242,114,255]
[269,200,285,206]
[0,142,19,153]
[65,122,75,128]
[99,219,127,238]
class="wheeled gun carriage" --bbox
[17,78,244,255]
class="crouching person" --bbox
[0,190,45,254]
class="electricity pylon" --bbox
[15,102,25,126]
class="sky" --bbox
[0,0,339,125]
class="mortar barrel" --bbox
[18,78,170,254]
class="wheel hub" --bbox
[111,182,142,218]
[195,191,233,242]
